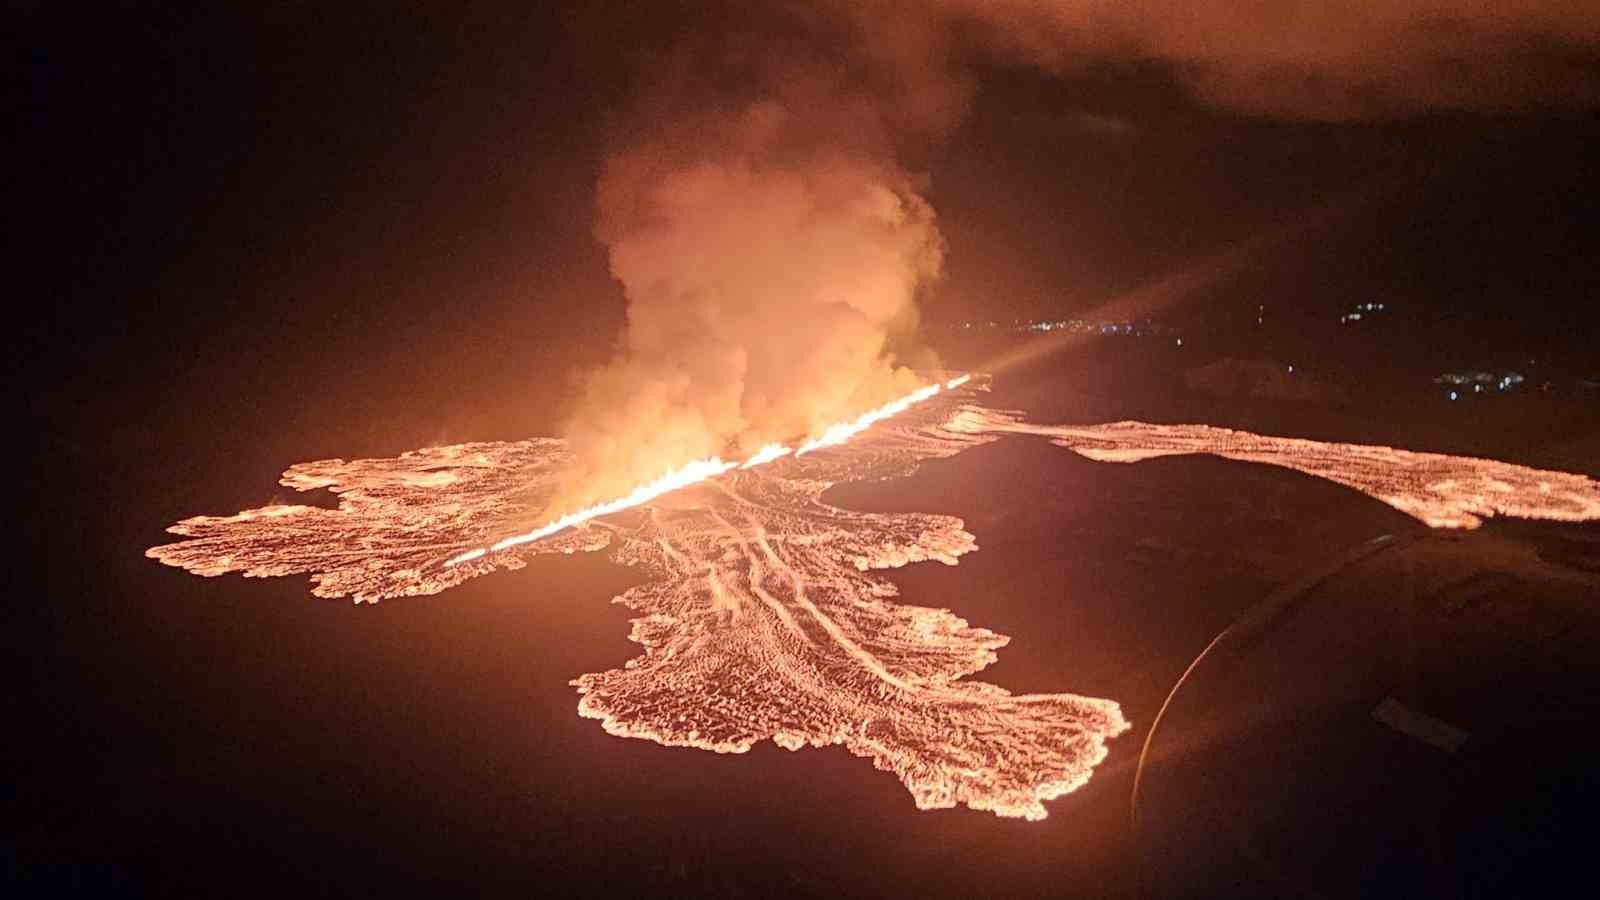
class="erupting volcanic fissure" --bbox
[447,375,971,568]
[147,379,1600,819]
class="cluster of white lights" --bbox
[1340,301,1388,324]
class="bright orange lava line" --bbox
[793,382,943,456]
[739,442,791,469]
[444,377,967,568]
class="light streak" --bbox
[446,376,969,567]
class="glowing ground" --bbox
[148,384,1600,819]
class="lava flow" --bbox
[148,375,1131,819]
[962,411,1600,529]
[145,377,1600,820]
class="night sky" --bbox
[13,3,1600,896]
[19,4,1600,444]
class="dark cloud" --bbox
[939,1,1600,119]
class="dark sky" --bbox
[20,6,631,453]
[18,3,1600,454]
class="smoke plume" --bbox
[558,5,966,506]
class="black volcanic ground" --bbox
[13,343,1599,898]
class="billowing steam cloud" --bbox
[558,7,964,506]
[560,0,1600,504]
